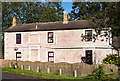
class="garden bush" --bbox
[102,54,118,66]
[54,69,59,75]
[85,65,105,80]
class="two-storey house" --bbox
[4,13,113,64]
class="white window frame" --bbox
[46,31,55,44]
[46,50,55,63]
[84,49,94,63]
[15,32,23,45]
[83,29,93,43]
[15,50,23,61]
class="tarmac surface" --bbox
[1,72,44,81]
[1,73,60,81]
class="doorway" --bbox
[85,50,93,64]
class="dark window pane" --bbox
[48,38,53,43]
[48,51,54,63]
[16,34,21,44]
[48,32,53,43]
[16,34,21,38]
[16,52,22,61]
[48,32,53,37]
[85,30,92,42]
[16,39,21,44]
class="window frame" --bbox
[16,52,22,61]
[16,34,21,44]
[48,51,54,63]
[48,32,54,43]
[85,30,92,42]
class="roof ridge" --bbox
[21,21,63,26]
[21,20,89,26]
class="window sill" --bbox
[84,41,93,43]
[16,44,22,45]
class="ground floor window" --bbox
[48,51,54,63]
[16,52,22,61]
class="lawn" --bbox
[2,67,119,81]
[2,67,84,80]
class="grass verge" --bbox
[2,67,119,81]
[2,67,84,80]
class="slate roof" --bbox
[5,20,95,32]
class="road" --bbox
[1,73,60,81]
[1,72,41,81]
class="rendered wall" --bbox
[4,29,113,64]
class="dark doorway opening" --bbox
[85,50,93,64]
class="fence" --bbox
[2,60,118,77]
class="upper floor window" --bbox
[16,34,21,44]
[48,32,53,43]
[85,30,92,42]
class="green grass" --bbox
[2,67,85,80]
[2,67,119,81]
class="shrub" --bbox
[102,54,118,66]
[118,57,120,67]
[10,62,15,69]
[54,69,59,75]
[15,62,19,69]
[10,62,18,69]
[85,65,105,80]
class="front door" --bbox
[85,50,93,64]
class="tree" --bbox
[69,2,120,37]
[1,2,64,58]
[2,2,64,30]
[69,2,101,21]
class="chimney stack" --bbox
[13,17,20,26]
[63,11,68,24]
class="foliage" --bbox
[90,65,105,80]
[2,67,119,80]
[81,33,98,42]
[10,62,15,69]
[2,2,64,58]
[54,69,59,75]
[69,2,101,21]
[117,76,120,81]
[85,65,113,80]
[69,2,120,37]
[102,54,118,66]
[118,57,120,67]
[10,62,18,69]
[2,2,64,30]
